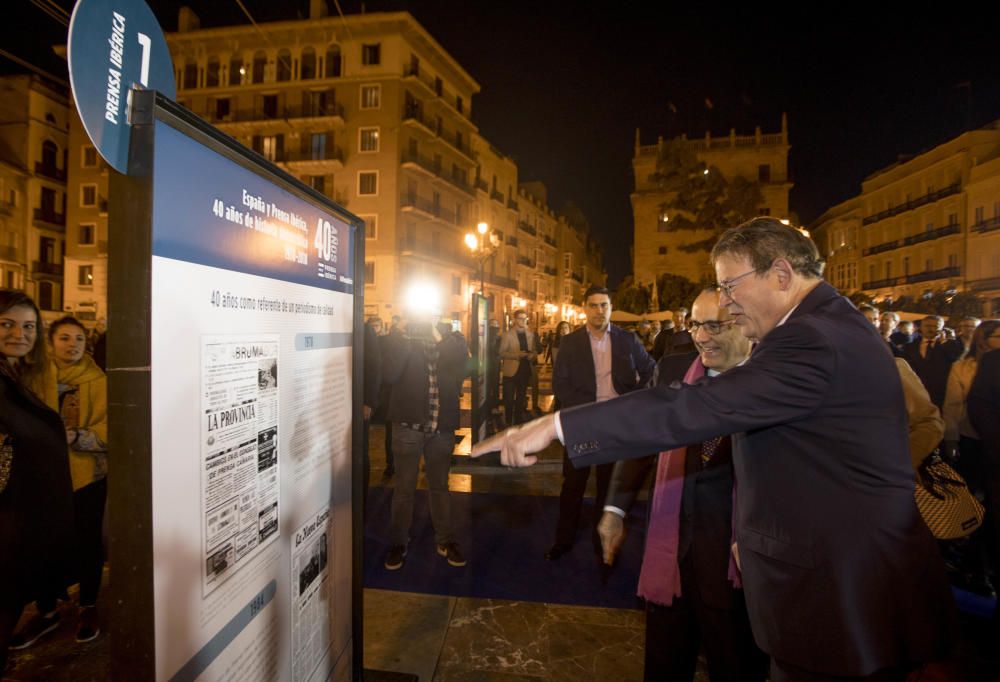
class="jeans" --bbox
[388,425,455,547]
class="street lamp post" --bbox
[465,221,501,296]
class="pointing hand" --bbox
[470,413,559,467]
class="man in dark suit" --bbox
[545,285,655,560]
[599,287,766,682]
[967,345,1000,612]
[901,315,963,408]
[473,218,954,681]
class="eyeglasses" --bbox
[689,319,736,335]
[718,268,759,299]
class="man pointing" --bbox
[472,218,954,681]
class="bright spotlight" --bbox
[464,233,479,250]
[405,281,442,317]
[477,221,489,235]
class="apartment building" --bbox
[812,122,1000,316]
[57,4,607,329]
[0,74,69,313]
[632,116,791,286]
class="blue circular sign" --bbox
[68,0,175,174]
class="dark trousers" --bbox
[74,479,107,607]
[554,449,612,547]
[388,425,454,547]
[503,371,530,425]
[644,556,767,682]
[383,421,395,472]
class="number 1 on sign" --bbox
[136,33,151,87]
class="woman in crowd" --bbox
[943,320,1000,485]
[0,290,73,670]
[46,316,108,643]
[549,321,572,368]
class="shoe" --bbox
[545,543,572,561]
[384,545,407,570]
[76,605,101,643]
[437,543,466,567]
[9,609,61,650]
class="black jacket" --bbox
[553,324,655,409]
[382,330,470,432]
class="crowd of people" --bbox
[1,290,109,671]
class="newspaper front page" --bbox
[201,335,281,596]
[291,507,332,682]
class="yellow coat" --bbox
[33,357,108,491]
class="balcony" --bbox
[507,198,519,211]
[862,240,899,257]
[506,235,518,247]
[518,221,536,236]
[402,109,436,136]
[543,235,557,247]
[474,178,488,193]
[544,265,557,276]
[969,276,1000,292]
[283,102,344,124]
[399,194,459,226]
[485,272,518,289]
[973,216,1000,234]
[490,189,505,204]
[571,271,583,283]
[905,265,960,284]
[402,64,438,95]
[33,207,65,230]
[862,183,961,226]
[0,245,18,262]
[32,260,63,278]
[862,277,903,289]
[903,222,961,246]
[34,162,66,182]
[282,146,344,173]
[517,255,536,267]
[401,151,475,197]
[0,201,13,217]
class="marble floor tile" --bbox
[434,598,645,681]
[363,588,456,681]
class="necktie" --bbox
[700,435,723,466]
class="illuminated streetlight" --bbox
[465,221,501,297]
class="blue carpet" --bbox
[363,486,647,609]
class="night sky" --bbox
[6,1,1000,285]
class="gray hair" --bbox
[711,217,824,278]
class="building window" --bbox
[948,253,958,268]
[300,47,316,79]
[456,96,463,113]
[925,222,934,233]
[903,256,910,275]
[365,261,375,286]
[81,146,97,168]
[758,164,771,183]
[215,97,231,120]
[252,51,267,83]
[360,84,380,109]
[206,57,220,87]
[947,212,957,227]
[563,253,572,272]
[253,135,282,162]
[359,215,377,240]
[361,43,381,66]
[276,49,292,82]
[975,206,985,224]
[183,61,198,89]
[925,258,933,272]
[309,175,325,194]
[359,127,379,152]
[78,223,95,246]
[434,76,443,96]
[80,184,97,207]
[657,210,669,232]
[325,45,342,77]
[455,131,464,152]
[658,246,667,255]
[358,171,378,196]
[261,94,279,118]
[452,275,461,295]
[229,56,244,85]
[759,207,771,216]
[310,133,327,160]
[78,265,94,287]
[884,261,892,279]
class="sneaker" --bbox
[384,545,407,570]
[76,605,101,643]
[437,542,467,567]
[9,609,60,650]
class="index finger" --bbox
[470,430,506,457]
